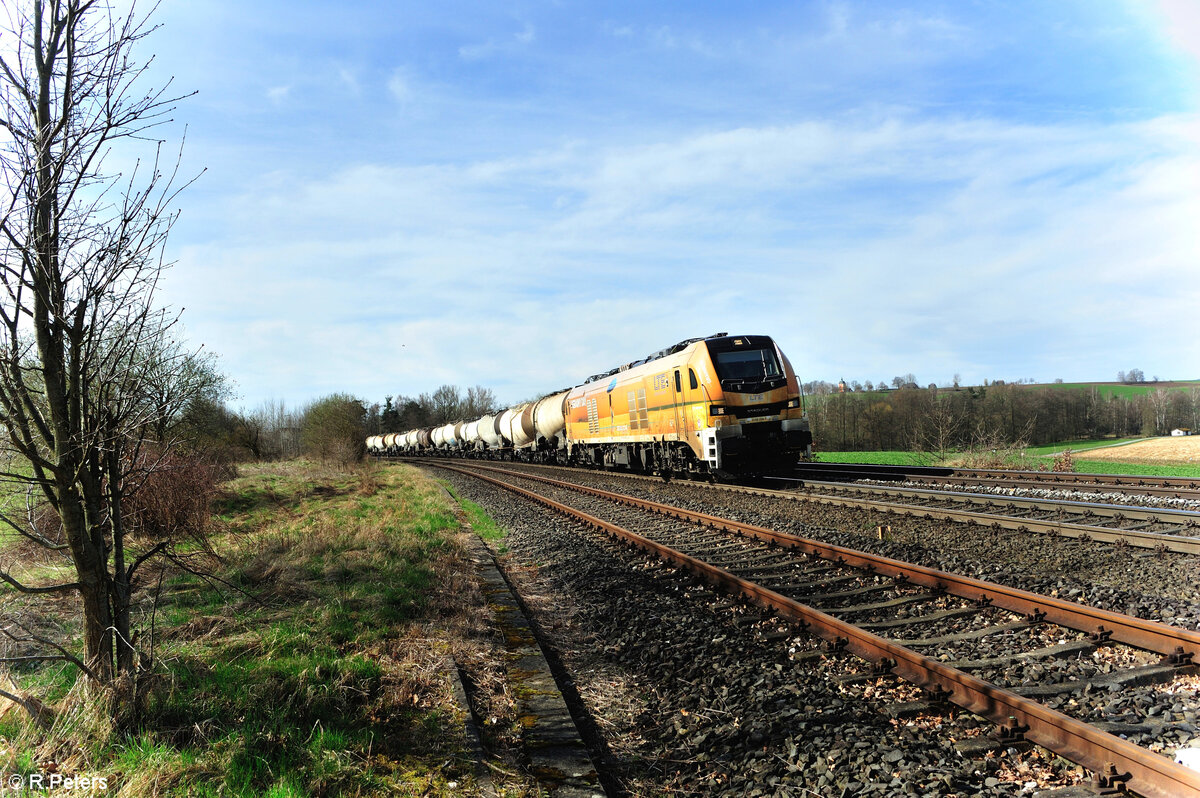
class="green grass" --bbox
[1071,460,1200,478]
[814,450,931,466]
[1038,381,1199,399]
[0,461,488,797]
[442,481,508,552]
[1022,437,1145,456]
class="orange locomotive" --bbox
[368,333,813,480]
[562,333,811,478]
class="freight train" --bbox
[366,333,812,479]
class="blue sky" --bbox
[142,0,1199,409]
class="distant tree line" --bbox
[369,384,499,433]
[179,384,499,467]
[806,381,1200,453]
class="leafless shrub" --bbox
[1052,449,1077,472]
[955,421,1036,470]
[122,448,231,545]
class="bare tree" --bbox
[1148,388,1170,435]
[0,0,196,696]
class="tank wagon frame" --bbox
[368,333,813,480]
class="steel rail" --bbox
[449,462,1200,661]
[795,462,1200,492]
[435,462,1200,798]
[791,480,1200,526]
[792,463,1200,499]
[777,482,1200,552]
[391,455,1200,553]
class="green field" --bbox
[1034,380,1200,399]
[815,442,1200,478]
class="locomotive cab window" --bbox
[674,371,682,392]
[688,369,698,390]
[711,348,781,382]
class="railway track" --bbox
[428,460,1200,798]
[391,454,1200,554]
[775,480,1200,555]
[792,462,1200,501]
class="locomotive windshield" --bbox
[712,348,781,381]
[705,335,786,390]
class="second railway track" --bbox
[426,460,1200,798]
[392,454,1200,555]
[790,462,1200,501]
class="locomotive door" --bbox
[672,369,691,442]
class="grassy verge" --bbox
[0,460,525,796]
[441,482,507,553]
[813,451,931,466]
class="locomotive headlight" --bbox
[786,398,800,408]
[710,405,726,415]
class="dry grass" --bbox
[1069,436,1200,463]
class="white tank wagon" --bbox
[477,414,502,448]
[508,403,536,449]
[532,391,569,448]
[462,420,481,449]
[496,407,518,445]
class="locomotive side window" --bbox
[627,389,649,430]
[674,371,682,392]
[689,369,698,390]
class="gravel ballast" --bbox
[436,466,1101,796]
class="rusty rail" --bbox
[434,461,1200,798]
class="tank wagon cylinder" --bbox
[366,435,380,453]
[418,428,433,448]
[509,403,536,448]
[463,420,480,447]
[497,408,518,444]
[404,430,418,448]
[442,423,460,448]
[477,414,502,447]
[532,391,569,443]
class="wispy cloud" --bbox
[459,23,537,61]
[164,113,1200,404]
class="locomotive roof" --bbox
[582,332,733,385]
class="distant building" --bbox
[1171,428,1192,436]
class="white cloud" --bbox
[164,113,1200,407]
[1154,0,1200,65]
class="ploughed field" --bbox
[1078,436,1200,464]
[429,461,1200,797]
